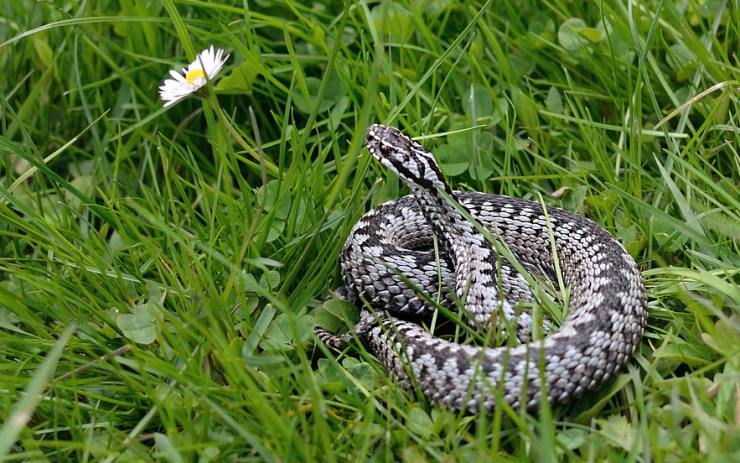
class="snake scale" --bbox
[316,124,647,412]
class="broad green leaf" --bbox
[528,13,555,46]
[435,143,470,177]
[257,180,292,219]
[117,304,160,345]
[545,86,563,114]
[316,358,344,393]
[292,74,345,115]
[556,428,586,450]
[262,313,313,351]
[406,407,433,438]
[463,84,494,119]
[314,298,358,333]
[265,220,285,243]
[597,415,638,452]
[579,27,603,43]
[370,3,413,42]
[511,86,539,130]
[260,270,281,290]
[154,433,185,463]
[558,18,590,52]
[239,272,261,292]
[653,339,714,367]
[342,357,375,387]
[215,62,260,95]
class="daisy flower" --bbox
[159,45,230,107]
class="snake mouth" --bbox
[365,124,413,166]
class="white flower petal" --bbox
[159,45,230,107]
[169,69,187,83]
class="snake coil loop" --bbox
[317,125,647,412]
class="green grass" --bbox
[1,0,738,461]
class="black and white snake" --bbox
[317,124,647,412]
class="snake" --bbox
[316,124,647,412]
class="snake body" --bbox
[317,125,646,412]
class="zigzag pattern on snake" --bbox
[316,124,647,413]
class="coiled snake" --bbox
[317,124,647,412]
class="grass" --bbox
[0,0,738,460]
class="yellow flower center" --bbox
[185,68,206,86]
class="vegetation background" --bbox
[1,0,738,461]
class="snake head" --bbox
[366,124,450,193]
